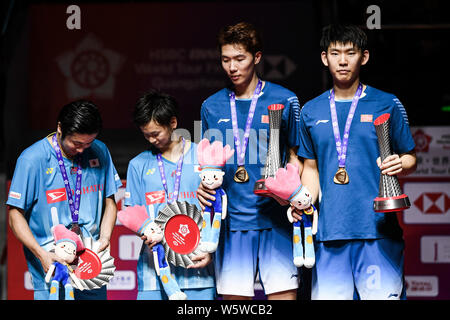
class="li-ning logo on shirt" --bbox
[315,120,329,125]
[145,191,166,205]
[46,188,67,203]
[218,118,230,123]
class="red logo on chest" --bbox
[46,188,67,203]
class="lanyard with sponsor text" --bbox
[156,137,185,204]
[51,134,82,227]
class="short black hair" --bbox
[217,21,263,56]
[320,24,368,52]
[133,89,179,128]
[57,100,102,140]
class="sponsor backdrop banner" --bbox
[28,2,317,134]
[401,126,450,299]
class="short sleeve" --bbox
[389,96,415,154]
[285,96,301,149]
[124,160,144,207]
[101,144,123,197]
[297,106,317,159]
[6,156,39,211]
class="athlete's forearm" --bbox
[300,158,320,204]
[398,151,417,177]
[99,196,117,244]
[9,207,48,262]
[287,146,303,173]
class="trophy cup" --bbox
[373,113,411,212]
[254,104,289,206]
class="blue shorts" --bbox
[215,225,299,297]
[312,238,406,300]
[137,287,216,300]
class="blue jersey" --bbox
[124,141,215,291]
[7,135,122,290]
[201,81,301,231]
[297,85,415,241]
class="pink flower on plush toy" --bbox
[51,224,84,264]
[118,205,151,234]
[118,205,163,242]
[197,138,234,170]
[265,163,311,209]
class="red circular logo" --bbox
[74,249,102,280]
[164,215,200,255]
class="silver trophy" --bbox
[254,104,289,206]
[373,113,410,212]
[71,237,116,291]
[154,201,204,268]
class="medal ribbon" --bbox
[51,134,82,225]
[329,83,363,168]
[156,137,185,204]
[230,79,263,166]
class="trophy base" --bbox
[254,178,290,206]
[373,194,411,213]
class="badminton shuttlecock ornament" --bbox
[197,138,234,253]
[265,163,318,268]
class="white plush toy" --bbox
[118,205,187,300]
[197,138,234,253]
[45,224,84,300]
[265,163,318,268]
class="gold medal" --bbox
[333,167,349,184]
[234,166,249,183]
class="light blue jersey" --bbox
[201,81,301,231]
[7,135,122,290]
[124,141,215,294]
[298,86,415,242]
